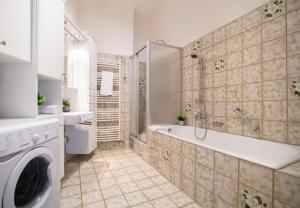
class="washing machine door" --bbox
[2,147,56,208]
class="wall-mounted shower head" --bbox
[190,52,203,67]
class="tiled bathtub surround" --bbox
[132,130,300,208]
[181,0,300,145]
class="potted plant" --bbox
[37,92,46,107]
[177,115,187,126]
[62,98,71,112]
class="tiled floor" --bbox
[61,148,201,208]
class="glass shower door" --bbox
[130,48,147,143]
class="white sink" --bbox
[63,111,94,125]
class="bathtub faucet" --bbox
[194,112,207,120]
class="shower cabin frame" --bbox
[130,40,181,142]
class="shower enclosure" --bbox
[130,41,181,143]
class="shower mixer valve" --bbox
[194,112,207,120]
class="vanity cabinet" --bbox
[37,0,64,80]
[0,0,31,63]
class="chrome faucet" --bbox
[194,112,207,120]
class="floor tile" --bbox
[102,184,123,199]
[131,201,154,208]
[125,190,148,206]
[142,187,165,200]
[151,197,177,208]
[60,194,82,208]
[82,200,106,208]
[119,182,140,193]
[115,174,133,184]
[61,185,81,198]
[158,183,179,195]
[81,182,101,193]
[62,177,80,188]
[105,195,129,208]
[136,178,155,189]
[82,190,103,205]
[150,176,169,185]
[130,171,148,181]
[168,191,194,207]
[100,178,118,189]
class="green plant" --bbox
[177,115,187,121]
[62,98,70,107]
[37,92,45,106]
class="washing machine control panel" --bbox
[0,119,59,157]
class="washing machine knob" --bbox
[32,133,41,144]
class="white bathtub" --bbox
[149,125,300,170]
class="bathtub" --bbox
[148,125,300,169]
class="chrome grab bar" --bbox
[233,107,260,131]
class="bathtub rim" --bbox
[148,124,300,170]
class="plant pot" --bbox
[63,106,70,112]
[178,121,185,126]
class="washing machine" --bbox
[0,118,60,208]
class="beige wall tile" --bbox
[274,171,300,207]
[243,101,263,119]
[263,79,287,100]
[214,102,226,117]
[202,46,213,62]
[227,51,243,70]
[182,141,195,160]
[170,138,181,154]
[195,184,213,208]
[262,0,286,23]
[213,27,226,44]
[288,122,300,144]
[226,35,242,53]
[182,157,196,179]
[274,200,294,208]
[287,54,300,78]
[242,25,261,49]
[262,37,287,61]
[239,160,273,196]
[287,8,300,34]
[227,117,243,134]
[213,41,226,58]
[263,100,287,121]
[287,32,300,56]
[170,168,181,189]
[262,15,286,42]
[202,33,213,49]
[288,100,300,121]
[243,64,262,83]
[196,163,214,192]
[214,173,238,206]
[182,176,195,200]
[212,116,227,132]
[243,119,262,138]
[214,197,235,208]
[215,152,238,179]
[227,85,242,102]
[214,87,226,101]
[287,0,300,12]
[214,57,226,72]
[226,18,242,38]
[239,183,273,208]
[213,71,227,87]
[263,58,286,81]
[195,146,214,170]
[243,45,262,66]
[263,120,287,142]
[242,8,262,31]
[227,68,242,86]
[243,83,262,101]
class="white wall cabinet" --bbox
[37,0,64,80]
[0,0,31,63]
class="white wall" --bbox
[134,0,269,50]
[65,0,134,56]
